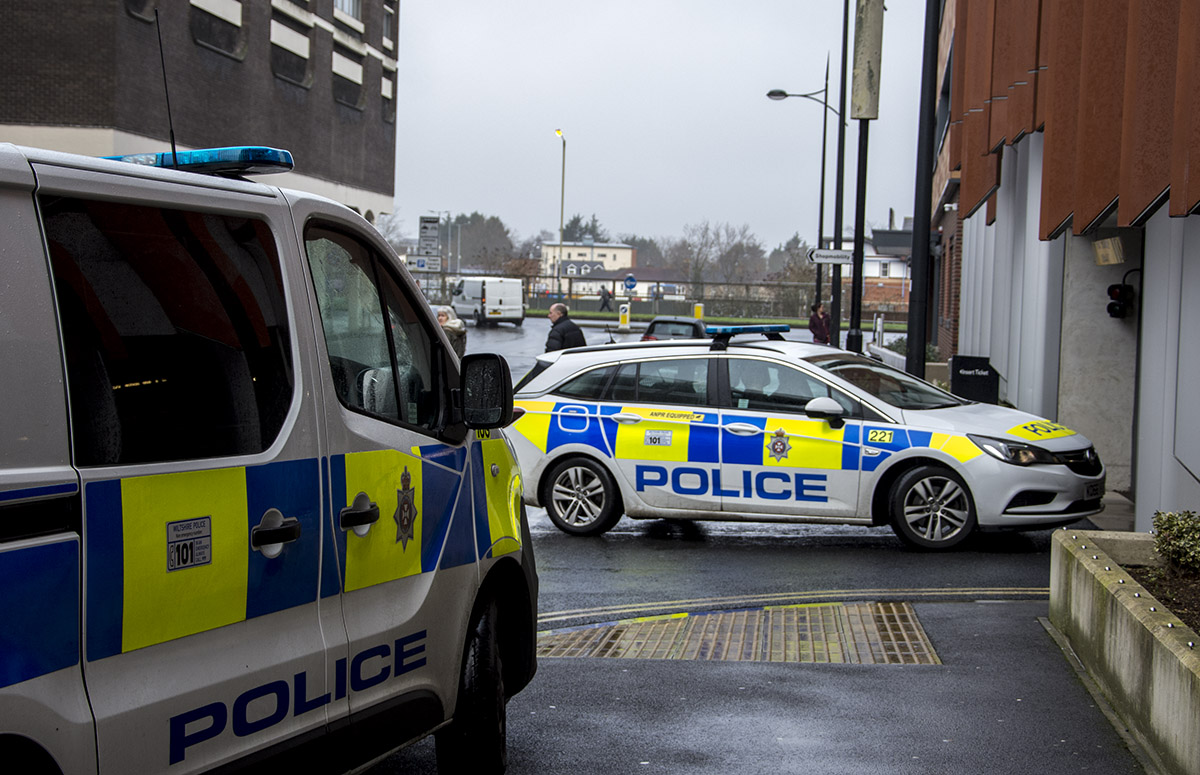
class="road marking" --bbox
[538,587,1048,625]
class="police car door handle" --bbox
[724,423,761,436]
[611,413,642,424]
[340,491,380,533]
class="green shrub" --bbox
[883,336,941,363]
[1152,511,1200,575]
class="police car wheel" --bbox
[543,458,622,536]
[436,598,506,773]
[888,465,977,550]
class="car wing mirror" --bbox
[804,396,845,429]
[461,353,514,429]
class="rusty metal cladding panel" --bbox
[1118,0,1178,226]
[1040,0,1085,239]
[1035,0,1053,129]
[1006,0,1041,142]
[1071,0,1129,234]
[962,0,1001,215]
[990,0,1013,151]
[950,0,969,170]
[1170,0,1200,215]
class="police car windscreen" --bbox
[804,353,966,410]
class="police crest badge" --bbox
[395,467,418,549]
[767,428,791,461]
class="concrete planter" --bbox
[1050,530,1200,775]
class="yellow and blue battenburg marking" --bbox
[0,488,80,688]
[85,458,323,660]
[516,400,985,476]
[83,438,519,662]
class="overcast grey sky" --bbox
[393,1,927,251]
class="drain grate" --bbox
[537,602,940,665]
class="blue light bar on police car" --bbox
[104,146,295,175]
[705,324,791,335]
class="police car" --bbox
[0,144,537,773]
[508,325,1105,550]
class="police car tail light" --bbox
[968,434,1061,466]
[641,334,657,341]
[104,146,295,175]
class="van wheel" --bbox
[514,317,523,327]
[888,465,976,550]
[436,599,506,774]
[542,458,622,536]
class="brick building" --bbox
[0,0,397,221]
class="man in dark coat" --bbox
[598,286,613,311]
[546,303,586,351]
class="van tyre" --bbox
[888,465,976,550]
[543,457,622,536]
[436,598,506,774]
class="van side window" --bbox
[305,225,440,431]
[41,196,294,466]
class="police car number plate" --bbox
[167,517,213,572]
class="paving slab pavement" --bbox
[372,600,1146,774]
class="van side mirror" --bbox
[804,396,845,429]
[461,353,514,428]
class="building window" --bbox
[383,3,396,51]
[879,262,890,278]
[270,15,312,87]
[332,47,365,109]
[335,0,361,19]
[190,0,246,59]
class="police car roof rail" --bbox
[103,146,295,177]
[707,324,790,351]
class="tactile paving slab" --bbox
[536,602,940,664]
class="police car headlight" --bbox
[968,435,1061,466]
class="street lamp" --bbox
[767,56,841,312]
[555,129,566,297]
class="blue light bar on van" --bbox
[104,146,295,175]
[705,324,791,335]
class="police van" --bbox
[0,144,537,773]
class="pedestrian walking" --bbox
[809,302,831,345]
[437,305,467,358]
[546,303,586,351]
[598,286,613,312]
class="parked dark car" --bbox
[640,316,710,341]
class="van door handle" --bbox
[252,520,301,547]
[724,423,762,436]
[251,508,301,559]
[340,492,380,536]
[611,413,642,424]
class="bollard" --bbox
[693,303,704,320]
[618,303,630,332]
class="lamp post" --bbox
[767,55,839,312]
[555,129,566,298]
[768,0,851,346]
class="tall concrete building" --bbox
[0,0,397,221]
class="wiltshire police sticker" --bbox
[166,517,212,572]
[767,429,792,461]
[395,467,418,549]
[644,429,673,446]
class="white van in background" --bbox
[452,277,526,327]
